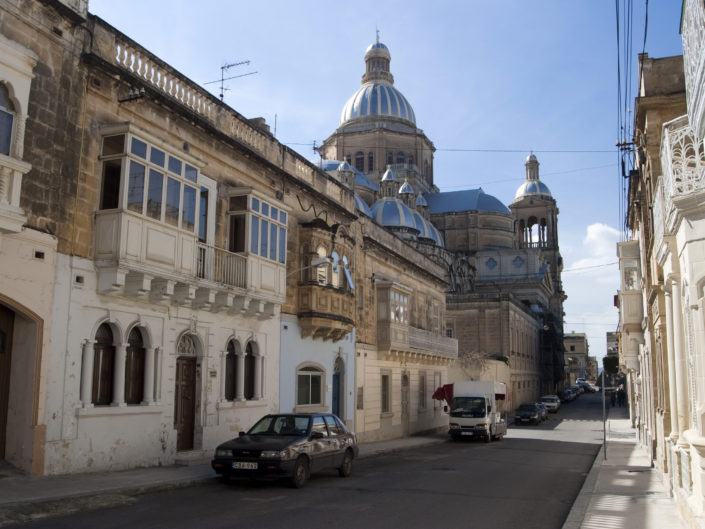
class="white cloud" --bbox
[562,223,621,361]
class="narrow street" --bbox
[11,393,614,529]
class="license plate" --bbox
[233,461,257,470]
[461,432,473,436]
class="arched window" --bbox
[354,151,364,172]
[225,340,237,401]
[424,160,429,178]
[368,152,374,172]
[244,342,256,400]
[387,152,393,165]
[316,246,328,285]
[408,155,414,165]
[396,152,405,164]
[297,365,323,406]
[92,324,115,406]
[125,327,145,405]
[0,83,14,156]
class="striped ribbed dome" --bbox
[340,82,415,126]
[413,211,444,247]
[370,197,417,230]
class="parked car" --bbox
[558,389,575,402]
[540,394,561,412]
[211,413,358,488]
[577,380,597,393]
[535,402,548,422]
[514,403,542,425]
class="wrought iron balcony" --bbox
[660,115,705,233]
[682,0,705,141]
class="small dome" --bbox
[526,152,538,163]
[381,166,397,181]
[365,41,390,56]
[514,180,552,200]
[370,197,417,230]
[398,180,414,195]
[354,194,373,217]
[337,161,353,172]
[413,211,444,247]
[416,194,428,207]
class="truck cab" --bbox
[444,381,507,442]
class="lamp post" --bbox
[287,256,332,277]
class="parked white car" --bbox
[540,395,561,413]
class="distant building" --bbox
[563,332,589,385]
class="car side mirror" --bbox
[310,430,324,439]
[443,405,448,413]
[488,405,492,412]
[239,431,246,437]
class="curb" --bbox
[561,443,604,529]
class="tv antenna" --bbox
[205,61,258,101]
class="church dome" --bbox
[370,197,417,230]
[354,194,373,217]
[514,180,552,200]
[339,38,416,127]
[339,82,416,126]
[398,180,414,195]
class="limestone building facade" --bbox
[616,1,705,525]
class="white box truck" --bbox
[440,381,507,442]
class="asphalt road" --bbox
[14,393,609,529]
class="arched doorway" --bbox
[333,356,344,419]
[175,334,198,451]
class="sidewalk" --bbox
[0,433,447,526]
[562,404,687,529]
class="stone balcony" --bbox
[377,321,458,364]
[297,283,355,342]
[94,209,284,317]
[0,153,30,234]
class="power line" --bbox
[284,142,616,154]
[563,261,618,273]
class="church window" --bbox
[368,152,374,172]
[408,155,414,165]
[396,152,405,164]
[354,151,364,172]
[387,152,393,165]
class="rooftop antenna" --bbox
[205,60,258,101]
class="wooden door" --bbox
[0,305,14,459]
[401,373,410,436]
[174,356,196,451]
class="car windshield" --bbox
[248,415,310,436]
[542,397,556,403]
[518,404,536,411]
[450,397,486,416]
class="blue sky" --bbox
[89,1,684,361]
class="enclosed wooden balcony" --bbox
[297,283,355,342]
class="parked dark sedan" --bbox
[514,403,542,425]
[211,413,358,488]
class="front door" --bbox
[332,371,341,417]
[0,305,14,460]
[174,356,196,451]
[401,373,410,436]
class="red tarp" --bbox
[432,384,454,403]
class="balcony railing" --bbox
[682,0,705,140]
[660,115,705,232]
[378,321,458,360]
[196,243,246,288]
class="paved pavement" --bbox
[562,403,687,529]
[0,406,688,528]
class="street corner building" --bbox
[0,0,566,476]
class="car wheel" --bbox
[290,457,309,488]
[338,450,353,477]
